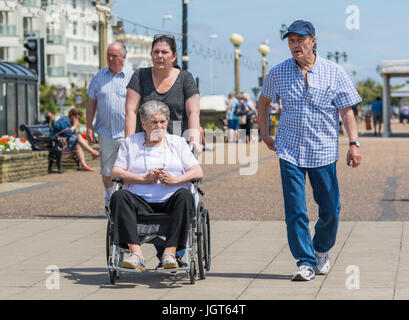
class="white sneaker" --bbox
[314,251,330,275]
[292,265,315,281]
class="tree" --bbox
[356,77,403,106]
[40,83,58,114]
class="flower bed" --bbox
[0,135,31,153]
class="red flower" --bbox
[82,134,87,140]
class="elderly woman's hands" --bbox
[154,168,180,185]
[143,170,160,184]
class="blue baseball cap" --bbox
[282,20,315,39]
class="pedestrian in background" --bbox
[237,94,249,142]
[258,20,362,281]
[400,103,409,124]
[86,42,134,209]
[225,92,240,143]
[371,97,383,135]
[243,93,257,143]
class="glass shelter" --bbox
[0,62,38,136]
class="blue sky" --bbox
[112,0,409,98]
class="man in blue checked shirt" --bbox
[258,20,362,281]
[86,42,134,209]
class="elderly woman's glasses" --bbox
[153,34,175,41]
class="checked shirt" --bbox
[261,55,362,168]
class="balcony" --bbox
[47,66,65,77]
[0,25,17,36]
[47,35,63,45]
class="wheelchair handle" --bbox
[112,177,124,184]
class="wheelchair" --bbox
[105,146,211,285]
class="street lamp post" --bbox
[182,0,189,70]
[230,33,243,97]
[258,42,270,85]
[94,0,111,69]
[327,50,347,64]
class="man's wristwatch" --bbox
[349,141,360,147]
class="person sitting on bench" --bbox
[52,108,99,171]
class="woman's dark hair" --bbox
[151,34,180,69]
[68,108,83,119]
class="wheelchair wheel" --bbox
[189,260,196,284]
[197,208,207,280]
[106,221,119,284]
[203,209,211,272]
[109,269,117,285]
[106,221,113,264]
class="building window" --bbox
[0,11,8,25]
[23,17,33,37]
[73,46,78,60]
[73,21,77,35]
[72,0,77,8]
[0,47,8,61]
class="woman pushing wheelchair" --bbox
[110,100,203,272]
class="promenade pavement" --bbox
[0,121,408,300]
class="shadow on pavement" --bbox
[35,215,106,219]
[359,132,409,138]
[207,273,291,280]
[60,267,185,289]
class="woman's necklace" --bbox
[143,136,167,172]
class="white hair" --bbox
[108,42,127,57]
[139,100,170,123]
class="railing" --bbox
[0,25,17,36]
[47,66,65,77]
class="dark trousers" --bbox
[110,188,193,250]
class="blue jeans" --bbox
[279,158,341,268]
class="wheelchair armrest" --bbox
[191,178,201,184]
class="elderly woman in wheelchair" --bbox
[110,100,203,272]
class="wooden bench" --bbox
[19,123,80,173]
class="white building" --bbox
[0,0,110,88]
[1,0,152,89]
[115,33,152,71]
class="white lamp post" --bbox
[230,33,243,96]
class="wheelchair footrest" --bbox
[109,265,189,274]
